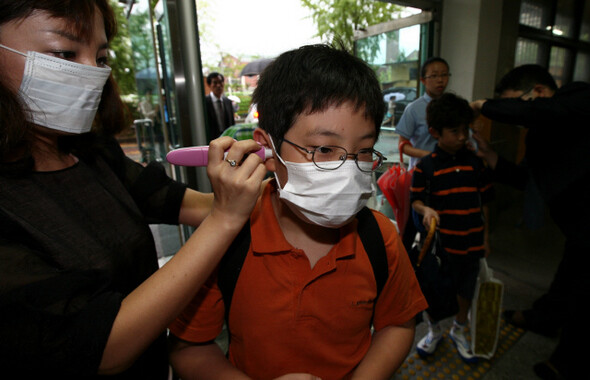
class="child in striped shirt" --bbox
[411,92,494,363]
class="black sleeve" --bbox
[481,83,590,129]
[492,155,528,191]
[478,159,495,205]
[481,97,563,128]
[98,136,188,224]
[124,159,187,224]
[0,239,122,376]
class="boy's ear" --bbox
[253,128,277,172]
[428,127,440,139]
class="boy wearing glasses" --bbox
[169,44,428,380]
[395,57,451,251]
[396,57,451,170]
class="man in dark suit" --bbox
[205,72,235,141]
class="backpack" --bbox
[217,207,388,329]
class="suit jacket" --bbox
[205,94,235,141]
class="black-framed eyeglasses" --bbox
[282,138,386,172]
[423,73,451,80]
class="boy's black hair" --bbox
[206,72,224,85]
[421,57,449,78]
[251,44,384,145]
[495,64,557,95]
[426,93,473,133]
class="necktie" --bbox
[215,99,225,132]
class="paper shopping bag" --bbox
[471,258,504,359]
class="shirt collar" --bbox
[250,181,357,260]
[433,144,471,162]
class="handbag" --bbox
[471,258,504,359]
[409,219,458,323]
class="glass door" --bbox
[354,10,433,219]
[354,11,433,162]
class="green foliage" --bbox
[128,9,154,72]
[234,92,253,116]
[300,0,403,52]
[108,0,137,95]
[196,0,220,66]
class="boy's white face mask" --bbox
[0,44,111,134]
[270,136,374,228]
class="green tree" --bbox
[128,10,154,72]
[196,0,221,67]
[300,0,403,52]
[108,0,136,95]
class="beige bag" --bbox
[471,258,504,359]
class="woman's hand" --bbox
[206,137,267,226]
[469,99,486,117]
[470,131,499,169]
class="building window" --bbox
[515,37,544,65]
[549,46,573,85]
[518,0,590,85]
[574,51,590,80]
[580,1,590,41]
[520,0,552,30]
[554,0,576,37]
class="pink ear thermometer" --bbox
[166,145,273,166]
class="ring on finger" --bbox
[226,159,237,167]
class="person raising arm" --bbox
[0,1,266,378]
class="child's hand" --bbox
[422,207,439,229]
[470,132,499,169]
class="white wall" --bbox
[440,0,503,101]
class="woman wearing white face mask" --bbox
[0,1,266,378]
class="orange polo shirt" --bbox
[170,182,427,380]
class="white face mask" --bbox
[270,137,375,228]
[0,44,111,134]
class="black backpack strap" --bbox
[356,207,388,298]
[217,221,252,325]
[217,208,388,328]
